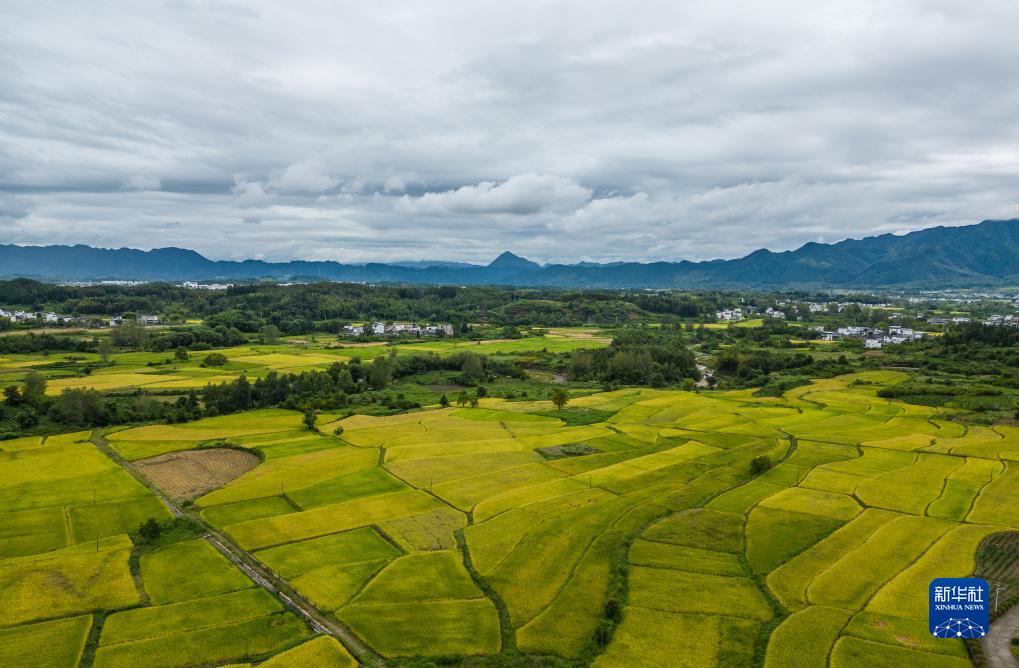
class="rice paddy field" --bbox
[0,331,610,396]
[0,428,353,667]
[4,369,1019,666]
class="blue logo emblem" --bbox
[930,578,989,639]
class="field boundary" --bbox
[90,429,388,667]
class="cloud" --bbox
[396,173,592,216]
[0,194,31,224]
[383,175,407,193]
[231,177,271,207]
[2,1,1019,263]
[269,159,339,193]
[122,174,162,191]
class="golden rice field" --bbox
[3,369,1019,666]
[0,332,610,396]
[0,428,352,667]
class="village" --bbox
[340,321,455,338]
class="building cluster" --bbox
[181,281,233,290]
[0,309,162,328]
[982,314,1019,327]
[0,308,72,324]
[813,325,925,349]
[715,306,786,321]
[342,322,454,337]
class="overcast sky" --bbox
[2,1,1019,265]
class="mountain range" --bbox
[3,219,1019,289]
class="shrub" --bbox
[750,455,772,475]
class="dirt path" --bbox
[982,606,1019,668]
[91,432,386,667]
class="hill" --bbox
[2,219,1018,288]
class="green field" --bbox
[3,370,1017,665]
[0,332,611,397]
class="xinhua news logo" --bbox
[929,577,989,639]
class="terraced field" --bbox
[0,426,353,667]
[4,370,1018,666]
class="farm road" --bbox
[91,433,386,667]
[983,605,1019,668]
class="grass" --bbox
[140,539,253,604]
[806,515,954,609]
[628,540,744,575]
[829,637,971,668]
[0,535,139,627]
[627,567,774,621]
[0,614,92,668]
[253,527,400,579]
[352,550,482,603]
[67,496,172,543]
[337,599,500,657]
[0,506,68,558]
[764,606,853,668]
[258,636,357,668]
[200,495,297,526]
[9,372,1019,665]
[92,612,309,668]
[100,588,281,645]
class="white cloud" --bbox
[231,177,271,207]
[397,173,592,216]
[269,159,339,193]
[2,1,1019,262]
[383,175,407,193]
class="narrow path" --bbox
[91,431,386,667]
[982,605,1019,668]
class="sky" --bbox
[2,0,1019,265]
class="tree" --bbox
[97,338,113,364]
[750,455,772,475]
[174,346,189,362]
[203,353,228,367]
[138,518,162,541]
[259,324,281,344]
[456,390,469,407]
[439,394,450,408]
[303,410,317,431]
[368,356,393,390]
[22,371,47,405]
[476,385,488,398]
[3,385,23,406]
[551,387,569,410]
[469,396,479,408]
[333,425,345,437]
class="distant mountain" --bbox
[2,219,1019,289]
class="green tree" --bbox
[138,518,162,541]
[259,324,281,344]
[203,353,228,367]
[750,455,772,475]
[22,371,47,405]
[439,394,450,408]
[303,410,317,431]
[3,385,23,406]
[368,356,393,390]
[174,346,189,362]
[97,338,113,364]
[456,390,469,407]
[551,387,569,410]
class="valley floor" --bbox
[2,371,1018,666]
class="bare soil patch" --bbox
[135,448,260,500]
[424,383,467,392]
